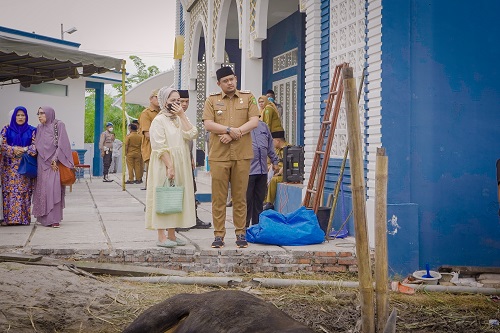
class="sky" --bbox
[0,0,177,73]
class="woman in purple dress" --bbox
[32,106,74,228]
[0,106,37,226]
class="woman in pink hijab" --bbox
[32,106,74,228]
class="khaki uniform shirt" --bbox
[261,105,284,134]
[138,106,159,162]
[125,131,142,156]
[99,130,114,152]
[203,90,260,161]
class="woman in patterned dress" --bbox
[0,106,37,226]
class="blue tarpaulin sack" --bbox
[246,206,325,246]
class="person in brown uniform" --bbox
[125,123,143,184]
[203,67,259,248]
[139,88,160,190]
[263,133,289,211]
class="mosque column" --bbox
[86,81,104,176]
[240,0,263,96]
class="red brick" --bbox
[314,258,338,264]
[348,265,358,272]
[295,258,312,264]
[315,251,337,257]
[339,252,353,257]
[338,258,357,265]
[327,265,347,272]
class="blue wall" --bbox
[381,0,500,269]
[262,10,306,145]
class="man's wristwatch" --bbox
[23,147,28,152]
[226,127,231,134]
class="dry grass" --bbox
[86,274,500,333]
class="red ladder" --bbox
[303,63,348,213]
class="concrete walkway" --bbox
[0,172,357,274]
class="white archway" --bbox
[214,0,241,66]
[189,20,207,89]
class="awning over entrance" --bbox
[0,35,123,87]
[113,70,174,107]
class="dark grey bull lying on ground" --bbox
[123,290,315,333]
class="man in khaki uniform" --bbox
[125,123,144,184]
[263,133,289,211]
[203,67,259,248]
[138,89,160,190]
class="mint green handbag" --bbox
[155,179,184,214]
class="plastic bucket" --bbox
[412,270,442,285]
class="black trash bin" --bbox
[307,207,331,234]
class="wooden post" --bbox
[121,59,127,191]
[342,66,375,333]
[375,148,389,332]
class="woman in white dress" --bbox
[145,87,198,247]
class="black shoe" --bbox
[263,202,274,211]
[191,218,211,229]
[135,180,143,184]
[226,201,233,207]
[125,180,135,184]
[235,234,248,248]
[141,187,147,190]
[211,236,224,248]
[175,227,190,232]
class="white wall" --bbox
[0,78,86,149]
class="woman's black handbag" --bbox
[18,153,37,178]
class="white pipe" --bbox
[121,276,242,286]
[402,283,500,295]
[253,278,360,288]
[120,276,500,295]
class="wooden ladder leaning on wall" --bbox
[303,62,348,213]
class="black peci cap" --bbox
[178,90,189,98]
[271,131,285,139]
[216,67,235,81]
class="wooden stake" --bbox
[342,66,375,333]
[375,148,389,332]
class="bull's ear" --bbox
[382,308,398,333]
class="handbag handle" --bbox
[162,178,175,187]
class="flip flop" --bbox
[175,238,186,246]
[156,239,177,248]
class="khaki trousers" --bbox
[210,159,250,238]
[126,152,143,181]
[265,174,283,204]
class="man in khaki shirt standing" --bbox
[203,67,259,248]
[125,123,144,184]
[138,88,160,190]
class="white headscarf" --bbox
[157,87,177,115]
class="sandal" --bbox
[174,238,186,246]
[156,239,177,248]
[52,223,60,228]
